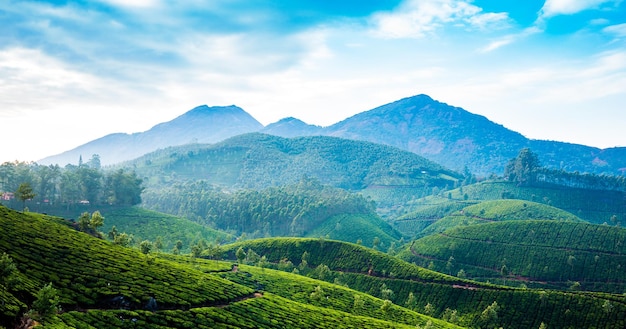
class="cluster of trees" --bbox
[505,148,626,191]
[0,155,144,209]
[142,177,375,237]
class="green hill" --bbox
[446,181,626,225]
[130,133,462,190]
[0,206,462,328]
[219,237,626,329]
[304,213,402,248]
[407,199,583,238]
[101,207,233,252]
[402,220,626,292]
[141,178,403,243]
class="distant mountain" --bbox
[38,105,263,166]
[322,95,626,176]
[38,95,626,176]
[261,117,323,137]
[324,95,527,175]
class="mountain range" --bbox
[39,94,626,176]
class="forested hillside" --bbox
[141,177,399,242]
[130,133,462,190]
[0,157,143,211]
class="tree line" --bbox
[142,177,375,238]
[0,155,144,209]
[505,148,626,191]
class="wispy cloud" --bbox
[478,26,542,53]
[370,0,511,38]
[538,0,620,19]
[603,23,626,37]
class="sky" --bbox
[1,0,625,163]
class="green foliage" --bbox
[447,181,626,225]
[0,206,253,311]
[15,182,36,210]
[139,240,153,254]
[221,238,463,285]
[1,159,143,211]
[142,178,380,239]
[0,252,19,289]
[405,220,626,292]
[131,133,461,190]
[413,199,583,238]
[505,148,541,186]
[305,213,401,247]
[101,206,231,252]
[30,283,60,323]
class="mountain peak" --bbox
[183,104,245,117]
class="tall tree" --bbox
[15,182,36,211]
[505,148,541,186]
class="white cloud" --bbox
[370,0,511,38]
[603,23,626,37]
[97,0,161,9]
[538,0,618,19]
[478,26,541,53]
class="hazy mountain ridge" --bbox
[38,105,263,166]
[38,95,626,176]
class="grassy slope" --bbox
[402,220,626,292]
[221,237,626,329]
[415,199,583,238]
[0,206,455,329]
[449,181,626,225]
[22,205,232,252]
[304,213,402,248]
[102,207,233,251]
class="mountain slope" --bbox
[38,105,263,166]
[133,133,462,190]
[323,94,626,176]
[0,206,455,329]
[402,220,626,293]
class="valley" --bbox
[1,95,626,328]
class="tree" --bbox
[16,182,36,211]
[310,285,324,301]
[108,226,119,240]
[353,294,364,313]
[78,212,91,232]
[236,247,246,263]
[0,252,19,289]
[380,299,393,313]
[140,240,153,255]
[89,210,105,231]
[505,148,541,186]
[405,292,416,309]
[423,303,434,316]
[380,283,394,300]
[477,301,499,328]
[114,233,131,247]
[30,283,59,323]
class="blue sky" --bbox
[1,0,625,163]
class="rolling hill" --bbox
[131,133,462,190]
[219,237,626,329]
[401,220,626,293]
[395,199,584,238]
[0,205,458,328]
